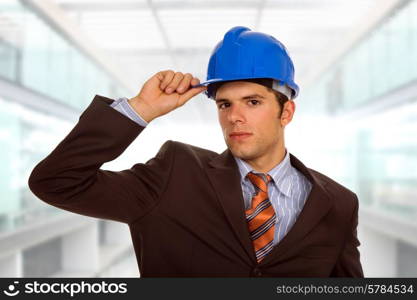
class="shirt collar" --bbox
[233,149,293,197]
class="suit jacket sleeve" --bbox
[28,95,175,224]
[330,194,364,277]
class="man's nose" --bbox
[227,104,245,123]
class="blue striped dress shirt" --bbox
[110,97,149,127]
[110,97,312,246]
[234,152,312,246]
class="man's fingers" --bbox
[157,71,201,93]
[158,70,175,90]
[138,71,206,121]
[165,72,184,94]
[191,77,200,86]
[176,73,193,94]
[178,86,207,106]
[155,71,205,103]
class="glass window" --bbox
[409,0,417,80]
[4,1,127,111]
[47,32,70,103]
[0,40,17,81]
[0,101,20,232]
[21,12,49,96]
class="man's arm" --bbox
[28,71,206,224]
[330,195,364,277]
[28,95,175,224]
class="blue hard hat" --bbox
[199,26,299,99]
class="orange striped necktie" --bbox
[245,172,276,263]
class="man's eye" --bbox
[218,103,230,109]
[249,99,260,105]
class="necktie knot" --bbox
[246,172,272,193]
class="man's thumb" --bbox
[178,86,207,106]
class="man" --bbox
[28,26,363,277]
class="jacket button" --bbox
[252,267,262,277]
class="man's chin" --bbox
[227,144,255,160]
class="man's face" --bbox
[215,81,292,162]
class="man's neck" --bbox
[243,147,286,173]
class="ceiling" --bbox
[52,0,381,89]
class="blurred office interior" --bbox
[0,0,417,277]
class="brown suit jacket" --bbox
[28,95,364,277]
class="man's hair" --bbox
[211,78,289,117]
[267,88,289,118]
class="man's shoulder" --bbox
[290,153,357,201]
[305,168,359,221]
[158,140,219,161]
[308,167,358,204]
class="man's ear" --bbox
[280,100,295,127]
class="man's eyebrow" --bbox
[215,94,265,102]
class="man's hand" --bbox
[128,70,207,122]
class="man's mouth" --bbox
[229,132,253,140]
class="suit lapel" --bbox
[205,150,334,266]
[259,153,334,266]
[205,149,257,263]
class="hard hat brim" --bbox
[191,78,224,88]
[192,77,298,99]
